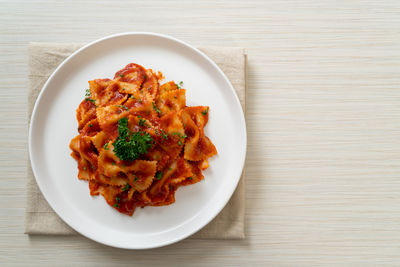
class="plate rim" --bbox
[28,32,247,249]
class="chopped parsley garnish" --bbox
[118,105,129,110]
[111,162,116,166]
[201,107,209,115]
[187,177,193,180]
[138,100,142,104]
[122,88,125,91]
[121,184,131,191]
[113,203,119,208]
[85,98,96,106]
[89,124,93,127]
[134,177,138,182]
[172,132,186,146]
[103,143,109,150]
[116,197,120,203]
[143,74,147,80]
[130,95,136,99]
[155,129,168,140]
[169,167,172,171]
[155,171,163,180]
[172,132,187,139]
[138,118,146,127]
[176,81,183,89]
[119,74,124,78]
[85,89,90,97]
[161,130,168,139]
[112,118,153,161]
[152,102,161,114]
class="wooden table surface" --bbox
[1,0,400,265]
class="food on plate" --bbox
[69,63,217,216]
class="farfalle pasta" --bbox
[69,63,217,216]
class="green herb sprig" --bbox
[155,129,168,140]
[152,102,161,114]
[117,105,129,111]
[85,97,96,106]
[121,184,131,191]
[138,118,147,127]
[112,118,153,161]
[172,132,186,146]
[155,171,163,180]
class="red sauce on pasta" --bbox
[70,63,217,216]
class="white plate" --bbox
[29,32,246,249]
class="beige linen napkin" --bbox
[26,43,246,239]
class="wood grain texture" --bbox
[1,0,400,265]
